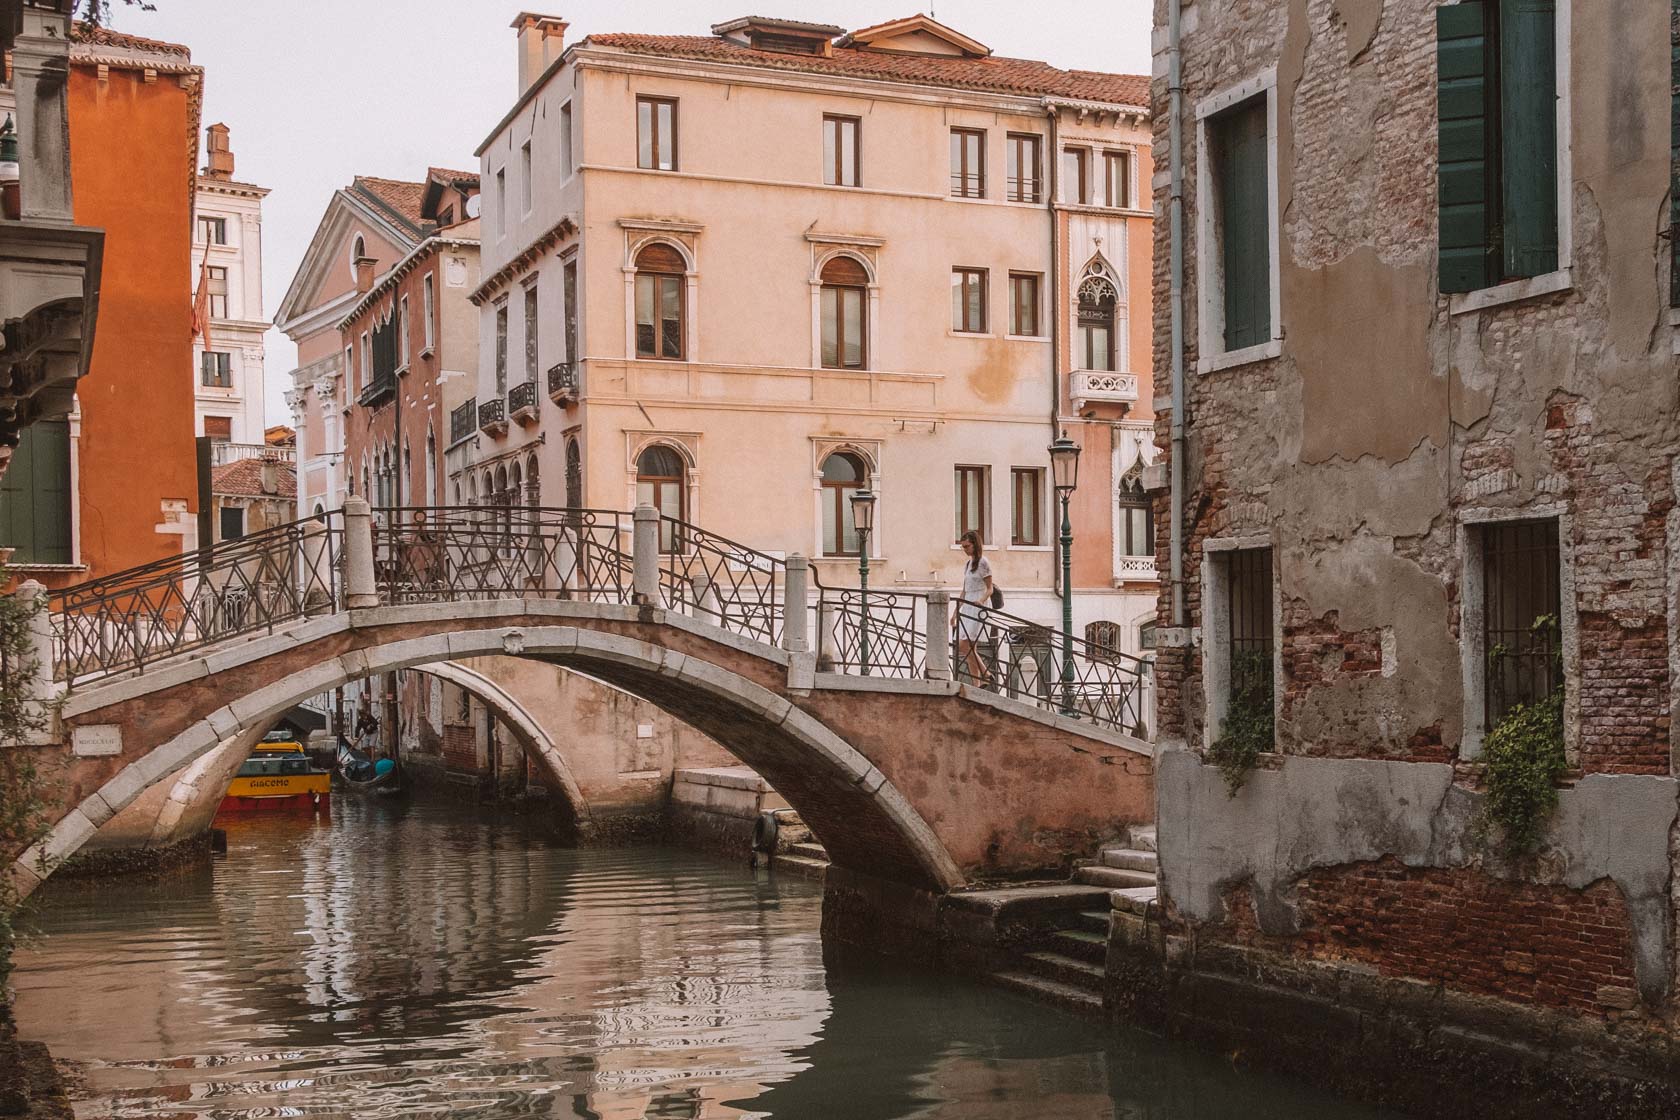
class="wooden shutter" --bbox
[0,420,71,564]
[1438,2,1496,293]
[1499,0,1558,279]
[1217,99,1271,351]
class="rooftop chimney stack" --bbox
[354,256,375,294]
[513,13,569,95]
[203,122,234,180]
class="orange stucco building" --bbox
[7,26,203,588]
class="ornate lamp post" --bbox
[850,488,877,675]
[1049,433,1082,717]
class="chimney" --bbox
[512,12,568,94]
[354,256,376,293]
[203,122,234,180]
[260,460,279,496]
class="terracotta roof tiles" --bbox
[584,32,1148,108]
[212,457,297,500]
[350,176,429,236]
[69,22,191,58]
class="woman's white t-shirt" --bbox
[961,556,993,607]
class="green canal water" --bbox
[11,799,1402,1118]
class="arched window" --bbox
[349,234,366,278]
[1077,274,1118,372]
[564,439,582,510]
[819,451,867,556]
[819,256,868,370]
[1085,620,1124,662]
[494,464,511,553]
[424,431,437,507]
[1118,467,1153,557]
[636,444,686,552]
[634,242,685,360]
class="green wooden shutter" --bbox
[1438,2,1496,293]
[1218,98,1271,351]
[0,420,71,565]
[1499,0,1558,279]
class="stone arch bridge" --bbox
[6,501,1154,946]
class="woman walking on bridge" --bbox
[953,530,995,686]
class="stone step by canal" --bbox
[1128,824,1157,853]
[770,831,829,880]
[990,969,1104,1017]
[1043,927,1108,965]
[1100,847,1158,873]
[1110,886,1158,916]
[1071,864,1157,890]
[785,841,828,861]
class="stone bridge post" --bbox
[925,589,951,680]
[10,579,56,736]
[783,554,809,653]
[632,504,660,606]
[343,497,377,609]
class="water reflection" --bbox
[11,800,1397,1118]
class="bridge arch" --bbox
[16,613,965,898]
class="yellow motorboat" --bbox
[218,733,331,814]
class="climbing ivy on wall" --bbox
[0,579,49,1001]
[1208,652,1274,796]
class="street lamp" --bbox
[1048,433,1082,717]
[850,488,877,675]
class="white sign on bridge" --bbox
[72,724,122,757]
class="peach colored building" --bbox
[470,13,1156,651]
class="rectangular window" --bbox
[495,168,506,235]
[1008,272,1040,336]
[398,295,410,367]
[1104,149,1132,208]
[520,141,533,214]
[220,505,245,542]
[200,351,231,388]
[560,102,574,179]
[1006,132,1041,202]
[1480,519,1562,728]
[523,281,539,382]
[635,274,684,359]
[950,128,985,198]
[637,96,678,171]
[820,285,866,369]
[954,465,989,542]
[422,273,436,351]
[823,114,860,187]
[1436,0,1560,293]
[563,259,578,361]
[1224,546,1275,734]
[1062,146,1089,204]
[1011,467,1042,546]
[951,267,988,333]
[360,332,371,392]
[1211,97,1272,351]
[494,302,508,394]
[207,266,228,320]
[198,216,226,245]
[0,419,72,565]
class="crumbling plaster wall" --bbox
[1153,0,1677,765]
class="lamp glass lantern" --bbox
[1049,433,1081,494]
[849,488,877,537]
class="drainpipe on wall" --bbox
[1167,0,1188,629]
[1046,101,1064,600]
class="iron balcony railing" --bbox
[547,361,578,401]
[508,379,538,421]
[478,396,506,434]
[449,398,476,445]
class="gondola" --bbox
[334,736,405,797]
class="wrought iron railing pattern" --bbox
[478,397,506,433]
[449,398,476,445]
[508,380,538,418]
[43,504,1154,741]
[51,511,343,684]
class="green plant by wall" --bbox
[1208,651,1274,796]
[0,579,49,1001]
[1481,688,1566,857]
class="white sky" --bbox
[108,0,1155,427]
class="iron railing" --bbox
[547,361,577,400]
[508,380,538,419]
[960,603,1153,736]
[51,511,343,684]
[478,397,506,433]
[656,518,787,646]
[449,398,476,445]
[372,506,632,603]
[816,586,928,679]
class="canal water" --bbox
[11,800,1401,1119]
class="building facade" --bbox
[0,23,201,585]
[1142,0,1680,1100]
[467,13,1155,649]
[192,123,269,445]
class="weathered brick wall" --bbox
[1214,860,1642,1018]
[1149,0,1679,1030]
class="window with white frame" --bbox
[495,168,506,235]
[1460,514,1567,757]
[1202,542,1276,750]
[398,295,410,367]
[422,272,435,351]
[560,102,574,179]
[523,280,539,383]
[520,140,533,213]
[1197,69,1280,367]
[494,300,508,394]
